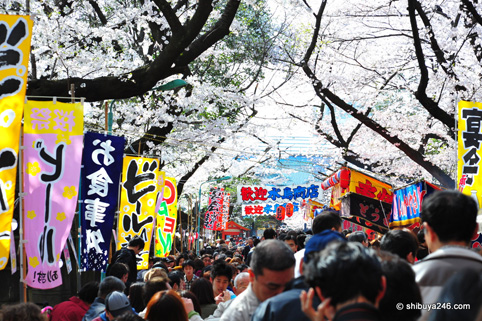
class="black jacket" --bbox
[110,247,137,286]
[251,276,320,321]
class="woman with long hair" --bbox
[190,278,218,318]
[145,290,199,321]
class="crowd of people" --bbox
[1,190,482,321]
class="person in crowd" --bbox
[183,260,199,291]
[106,263,129,284]
[180,290,203,316]
[283,234,298,253]
[220,239,295,321]
[294,211,342,278]
[168,271,185,292]
[263,228,277,240]
[245,238,260,266]
[428,268,482,321]
[150,262,169,275]
[176,254,187,268]
[380,229,418,263]
[252,230,345,321]
[416,230,429,260]
[242,238,254,260]
[143,267,169,282]
[111,312,144,321]
[232,271,250,295]
[51,281,99,321]
[413,190,482,320]
[237,264,249,273]
[109,236,145,289]
[145,290,196,321]
[191,278,217,318]
[378,251,422,321]
[202,254,213,267]
[204,272,251,320]
[93,291,135,321]
[210,260,235,301]
[127,282,145,314]
[138,276,171,318]
[301,242,386,321]
[347,231,369,247]
[193,258,205,277]
[82,277,126,321]
[1,302,47,321]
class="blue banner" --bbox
[80,132,125,271]
[390,181,440,228]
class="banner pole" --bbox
[18,125,27,302]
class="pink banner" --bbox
[23,100,83,289]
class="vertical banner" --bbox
[222,193,230,230]
[23,100,84,289]
[204,187,224,230]
[117,156,159,270]
[0,15,33,270]
[458,101,482,206]
[154,177,177,257]
[80,132,124,271]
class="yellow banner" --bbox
[0,14,33,270]
[117,156,159,269]
[330,169,393,210]
[458,101,482,206]
[348,170,393,203]
[154,177,178,257]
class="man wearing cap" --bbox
[92,291,135,321]
[82,277,126,321]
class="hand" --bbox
[182,297,194,313]
[300,288,334,321]
[215,291,230,304]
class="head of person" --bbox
[247,237,254,247]
[145,290,188,321]
[283,234,298,252]
[201,254,213,266]
[104,291,134,320]
[106,262,129,283]
[304,242,386,313]
[347,231,369,247]
[168,271,183,291]
[421,190,478,252]
[190,277,215,305]
[99,276,126,299]
[237,264,249,273]
[128,236,145,255]
[250,239,295,302]
[143,277,171,306]
[0,302,45,321]
[378,251,422,321]
[233,272,250,295]
[182,260,195,278]
[144,267,169,282]
[179,291,202,315]
[312,211,342,234]
[78,281,99,305]
[303,230,346,264]
[128,282,146,313]
[210,260,233,297]
[380,229,418,264]
[263,228,277,240]
[149,257,162,269]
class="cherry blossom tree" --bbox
[278,0,482,188]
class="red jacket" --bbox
[51,296,90,321]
